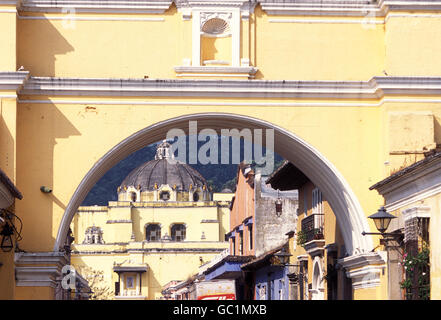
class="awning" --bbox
[204,255,254,280]
[113,265,148,273]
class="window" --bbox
[248,225,253,251]
[239,231,244,255]
[160,191,170,201]
[303,191,308,216]
[83,226,104,244]
[126,276,135,289]
[312,188,323,214]
[193,192,199,202]
[171,224,186,242]
[146,224,161,242]
[130,192,137,202]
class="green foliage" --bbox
[82,138,283,205]
[400,247,430,300]
[296,230,307,247]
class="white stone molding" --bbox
[19,76,441,99]
[14,252,69,288]
[10,0,441,16]
[311,256,324,300]
[0,71,30,91]
[303,239,325,257]
[19,0,174,14]
[338,251,386,290]
[174,66,258,78]
[17,15,165,21]
[259,0,441,17]
[372,153,441,212]
[200,12,232,35]
[402,206,431,222]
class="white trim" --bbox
[15,267,60,288]
[192,10,201,66]
[401,206,431,222]
[17,15,165,21]
[269,18,384,24]
[18,76,441,99]
[345,265,384,290]
[385,184,441,212]
[175,73,255,78]
[0,71,30,91]
[19,0,173,14]
[375,155,441,211]
[14,252,70,288]
[0,94,17,99]
[338,251,386,290]
[17,98,441,108]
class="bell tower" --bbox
[174,0,258,79]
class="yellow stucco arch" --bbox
[54,112,373,256]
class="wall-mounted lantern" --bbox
[0,223,14,252]
[362,206,402,245]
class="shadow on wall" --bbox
[434,116,441,145]
[16,102,80,251]
[0,103,15,179]
[17,18,74,76]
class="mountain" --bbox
[82,136,283,205]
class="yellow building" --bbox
[70,141,231,299]
[1,0,441,300]
[370,149,441,300]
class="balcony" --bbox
[300,214,325,256]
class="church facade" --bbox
[70,141,232,299]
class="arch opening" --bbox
[55,113,373,255]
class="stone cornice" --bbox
[11,1,441,15]
[19,0,174,13]
[0,71,30,91]
[14,251,69,267]
[371,153,441,210]
[14,252,70,288]
[338,251,385,270]
[260,0,441,16]
[18,76,441,99]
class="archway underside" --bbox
[55,113,373,256]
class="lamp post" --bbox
[275,190,283,217]
[364,206,397,234]
[362,206,403,249]
[0,223,14,252]
[272,247,301,300]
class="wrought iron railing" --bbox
[301,214,324,243]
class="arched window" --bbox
[83,226,104,244]
[171,224,186,242]
[146,224,161,242]
[193,192,199,202]
[130,192,137,202]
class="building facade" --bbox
[70,141,232,299]
[370,150,441,300]
[201,162,298,300]
[1,0,441,299]
[267,161,355,300]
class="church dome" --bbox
[119,140,208,192]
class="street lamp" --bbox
[275,190,283,217]
[362,206,397,236]
[272,247,302,300]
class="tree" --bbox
[75,265,113,300]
